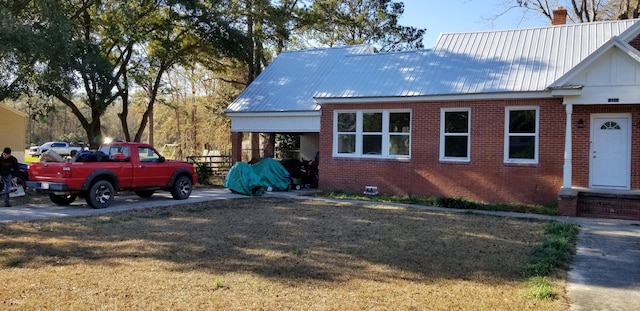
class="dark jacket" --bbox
[0,155,19,177]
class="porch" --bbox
[559,188,640,220]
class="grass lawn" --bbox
[0,197,569,310]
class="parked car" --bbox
[28,145,39,157]
[26,142,197,208]
[31,142,83,157]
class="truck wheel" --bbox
[49,194,77,206]
[171,175,192,200]
[86,180,115,209]
[135,190,154,198]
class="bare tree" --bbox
[490,0,639,25]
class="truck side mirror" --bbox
[158,156,165,163]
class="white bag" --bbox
[9,177,25,198]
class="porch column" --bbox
[558,102,579,216]
[562,103,573,189]
[251,133,260,160]
[263,133,275,158]
[231,132,243,164]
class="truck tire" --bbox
[171,175,192,200]
[86,180,115,209]
[135,190,154,198]
[49,194,77,206]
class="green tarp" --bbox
[251,158,290,192]
[223,158,290,195]
[223,162,266,196]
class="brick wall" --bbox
[319,98,565,205]
[571,105,640,189]
[578,193,640,220]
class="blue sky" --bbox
[399,0,551,48]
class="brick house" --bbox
[226,12,640,220]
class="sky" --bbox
[399,0,551,48]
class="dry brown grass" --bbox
[0,197,568,310]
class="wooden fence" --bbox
[186,155,233,178]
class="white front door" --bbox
[589,114,631,189]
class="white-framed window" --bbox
[333,110,411,158]
[504,106,539,164]
[440,108,471,162]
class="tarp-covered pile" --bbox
[223,158,290,196]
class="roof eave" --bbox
[225,110,321,117]
[548,85,584,96]
[314,91,554,104]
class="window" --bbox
[504,106,539,163]
[138,146,162,162]
[334,110,411,158]
[336,112,356,154]
[388,112,411,156]
[99,145,130,161]
[601,121,621,130]
[440,108,470,161]
[363,112,382,154]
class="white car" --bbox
[28,145,40,156]
[30,142,83,157]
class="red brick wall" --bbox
[231,132,243,163]
[578,194,640,220]
[319,98,565,205]
[572,105,640,189]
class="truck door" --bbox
[99,145,134,188]
[132,146,169,188]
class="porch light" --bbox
[577,119,584,128]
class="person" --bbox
[1,147,20,207]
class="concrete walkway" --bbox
[1,188,639,310]
[566,217,640,311]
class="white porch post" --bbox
[562,103,573,189]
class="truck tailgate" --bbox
[29,161,134,189]
[28,161,68,180]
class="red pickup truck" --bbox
[26,142,197,208]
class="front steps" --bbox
[559,188,640,220]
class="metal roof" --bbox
[228,19,640,112]
[315,19,639,99]
[226,45,374,113]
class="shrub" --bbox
[194,162,214,185]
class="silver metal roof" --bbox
[315,19,639,98]
[226,45,374,113]
[228,19,639,112]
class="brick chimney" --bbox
[552,6,567,25]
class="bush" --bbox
[194,162,214,185]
